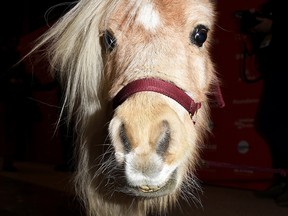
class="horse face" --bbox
[105,0,216,197]
[26,0,219,213]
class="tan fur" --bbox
[26,0,218,215]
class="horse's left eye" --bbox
[190,25,209,47]
[103,30,117,51]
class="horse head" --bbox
[29,0,221,215]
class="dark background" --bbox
[0,0,73,39]
[0,0,75,165]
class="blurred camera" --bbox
[235,10,262,33]
[235,10,272,34]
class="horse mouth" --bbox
[138,185,162,193]
[123,171,178,198]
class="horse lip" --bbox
[138,185,162,193]
[123,170,177,198]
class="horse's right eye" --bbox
[103,30,117,51]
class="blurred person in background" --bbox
[249,0,288,206]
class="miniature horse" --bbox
[28,0,222,215]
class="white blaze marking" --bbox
[136,2,161,31]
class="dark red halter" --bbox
[112,78,202,118]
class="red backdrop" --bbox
[0,0,273,189]
[197,0,274,190]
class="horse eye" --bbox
[103,30,117,51]
[190,25,208,47]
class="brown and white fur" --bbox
[29,0,218,215]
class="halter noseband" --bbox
[112,78,202,119]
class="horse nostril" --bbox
[119,123,131,153]
[156,120,171,156]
